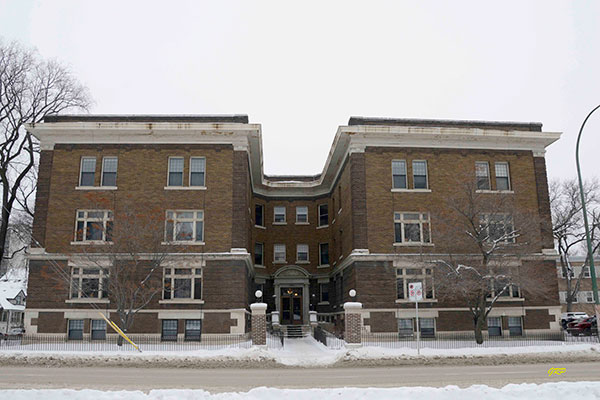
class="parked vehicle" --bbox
[567,316,597,336]
[561,312,588,329]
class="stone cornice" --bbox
[26,119,561,198]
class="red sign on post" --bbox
[409,282,423,302]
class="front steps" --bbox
[282,325,310,338]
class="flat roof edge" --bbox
[43,114,249,124]
[348,117,543,132]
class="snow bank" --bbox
[3,382,600,399]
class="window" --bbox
[165,210,204,243]
[163,266,202,300]
[495,162,511,191]
[319,283,329,303]
[398,318,414,337]
[296,206,308,223]
[319,243,329,265]
[79,157,96,186]
[392,160,407,189]
[168,157,184,186]
[419,318,435,338]
[10,312,22,324]
[318,204,328,227]
[91,319,106,340]
[561,268,574,278]
[297,244,309,262]
[0,311,6,322]
[475,162,490,190]
[584,291,594,303]
[255,204,264,227]
[68,319,84,340]
[488,279,520,298]
[101,157,118,187]
[70,267,109,300]
[274,244,286,263]
[189,157,206,187]
[412,160,428,189]
[185,319,202,341]
[480,214,515,243]
[508,316,522,336]
[394,212,431,244]
[75,210,113,242]
[161,319,178,341]
[487,317,502,336]
[274,206,286,223]
[396,268,434,300]
[254,243,264,266]
[583,267,591,278]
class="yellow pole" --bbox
[98,312,142,352]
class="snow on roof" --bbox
[0,297,24,311]
[0,269,27,311]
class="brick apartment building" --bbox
[24,115,562,340]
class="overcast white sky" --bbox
[1,0,598,180]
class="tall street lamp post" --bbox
[575,104,600,321]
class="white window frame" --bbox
[274,244,286,263]
[165,210,204,244]
[395,267,435,300]
[274,206,286,223]
[91,319,107,340]
[189,156,206,187]
[480,213,515,244]
[162,265,203,301]
[79,157,96,187]
[296,206,308,224]
[255,204,265,227]
[475,161,491,191]
[394,212,432,245]
[296,244,309,262]
[392,160,407,189]
[319,282,329,303]
[494,162,511,191]
[74,210,113,243]
[70,267,109,300]
[318,204,328,227]
[254,242,264,266]
[412,160,428,189]
[100,156,118,187]
[319,242,329,266]
[167,156,185,187]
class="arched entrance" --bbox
[273,266,310,325]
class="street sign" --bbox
[408,282,423,302]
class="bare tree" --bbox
[427,177,548,344]
[550,178,600,312]
[0,39,92,272]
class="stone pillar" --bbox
[344,302,363,347]
[271,311,280,329]
[251,303,267,348]
[309,311,318,329]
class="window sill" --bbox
[159,299,205,305]
[70,241,113,245]
[255,225,266,230]
[161,241,205,246]
[393,242,434,247]
[254,264,266,269]
[395,299,438,304]
[391,188,432,193]
[490,297,525,302]
[317,264,330,269]
[273,261,287,265]
[66,299,110,304]
[164,186,207,190]
[272,222,287,225]
[75,186,118,191]
[318,301,330,306]
[316,225,329,230]
[476,190,514,194]
[296,260,310,264]
[295,222,310,225]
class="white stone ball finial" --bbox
[349,289,356,298]
[255,290,263,299]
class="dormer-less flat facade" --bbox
[25,115,562,339]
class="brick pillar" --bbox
[344,302,363,347]
[251,303,267,348]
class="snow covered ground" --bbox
[2,382,600,400]
[1,337,599,367]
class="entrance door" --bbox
[280,287,303,325]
